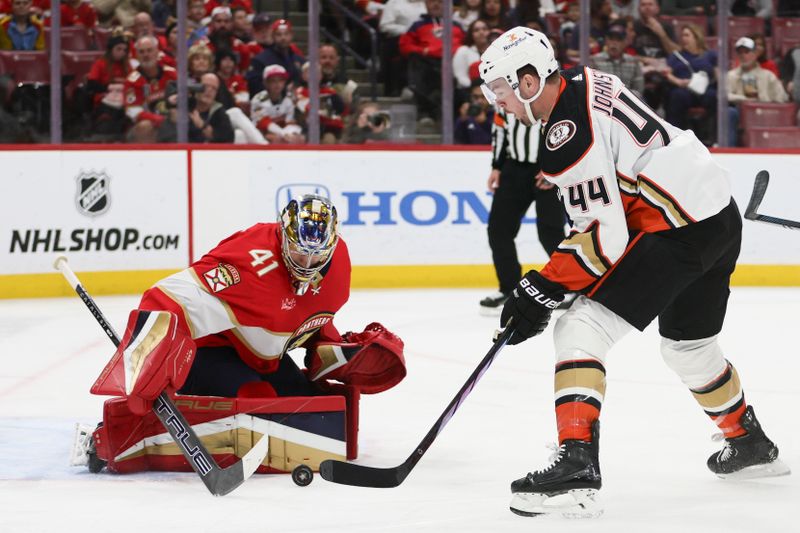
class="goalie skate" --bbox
[69,423,106,473]
[510,421,603,519]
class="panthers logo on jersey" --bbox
[282,312,334,353]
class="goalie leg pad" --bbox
[95,390,360,473]
[91,310,196,415]
[306,322,406,394]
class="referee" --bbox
[480,108,565,315]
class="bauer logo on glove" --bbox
[501,271,565,345]
[519,277,561,309]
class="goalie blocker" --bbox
[90,310,405,473]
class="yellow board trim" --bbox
[2,264,800,299]
[0,269,178,299]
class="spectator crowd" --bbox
[1,0,800,146]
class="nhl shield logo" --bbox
[75,171,111,217]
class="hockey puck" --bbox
[292,464,314,487]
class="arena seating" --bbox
[0,51,50,85]
[726,17,765,43]
[739,102,799,131]
[44,27,94,52]
[61,50,104,98]
[662,15,711,36]
[94,27,111,51]
[743,127,800,148]
[773,18,800,52]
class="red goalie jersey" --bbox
[85,197,406,475]
[139,222,350,375]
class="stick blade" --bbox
[319,459,408,488]
[204,432,269,496]
[240,431,270,479]
[744,170,770,220]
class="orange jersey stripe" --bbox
[541,221,610,292]
[541,253,599,291]
[620,192,675,233]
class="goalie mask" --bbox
[280,194,339,295]
[478,26,559,125]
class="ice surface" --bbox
[1,288,797,532]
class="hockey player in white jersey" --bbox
[479,27,790,518]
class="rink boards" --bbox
[1,145,799,298]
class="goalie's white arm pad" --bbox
[154,269,237,338]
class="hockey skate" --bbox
[69,423,107,473]
[479,291,509,316]
[707,405,790,480]
[509,422,603,519]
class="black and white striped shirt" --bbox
[491,109,541,169]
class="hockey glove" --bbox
[305,323,406,394]
[500,271,565,345]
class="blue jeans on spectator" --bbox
[665,86,717,143]
[728,105,740,147]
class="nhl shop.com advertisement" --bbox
[0,150,188,276]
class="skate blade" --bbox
[510,489,603,519]
[717,459,791,480]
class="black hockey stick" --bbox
[744,170,800,230]
[319,325,515,488]
[54,256,268,496]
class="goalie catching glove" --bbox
[305,322,406,394]
[501,271,565,345]
[90,310,196,415]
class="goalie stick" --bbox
[54,256,268,496]
[744,170,800,230]
[319,325,515,488]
